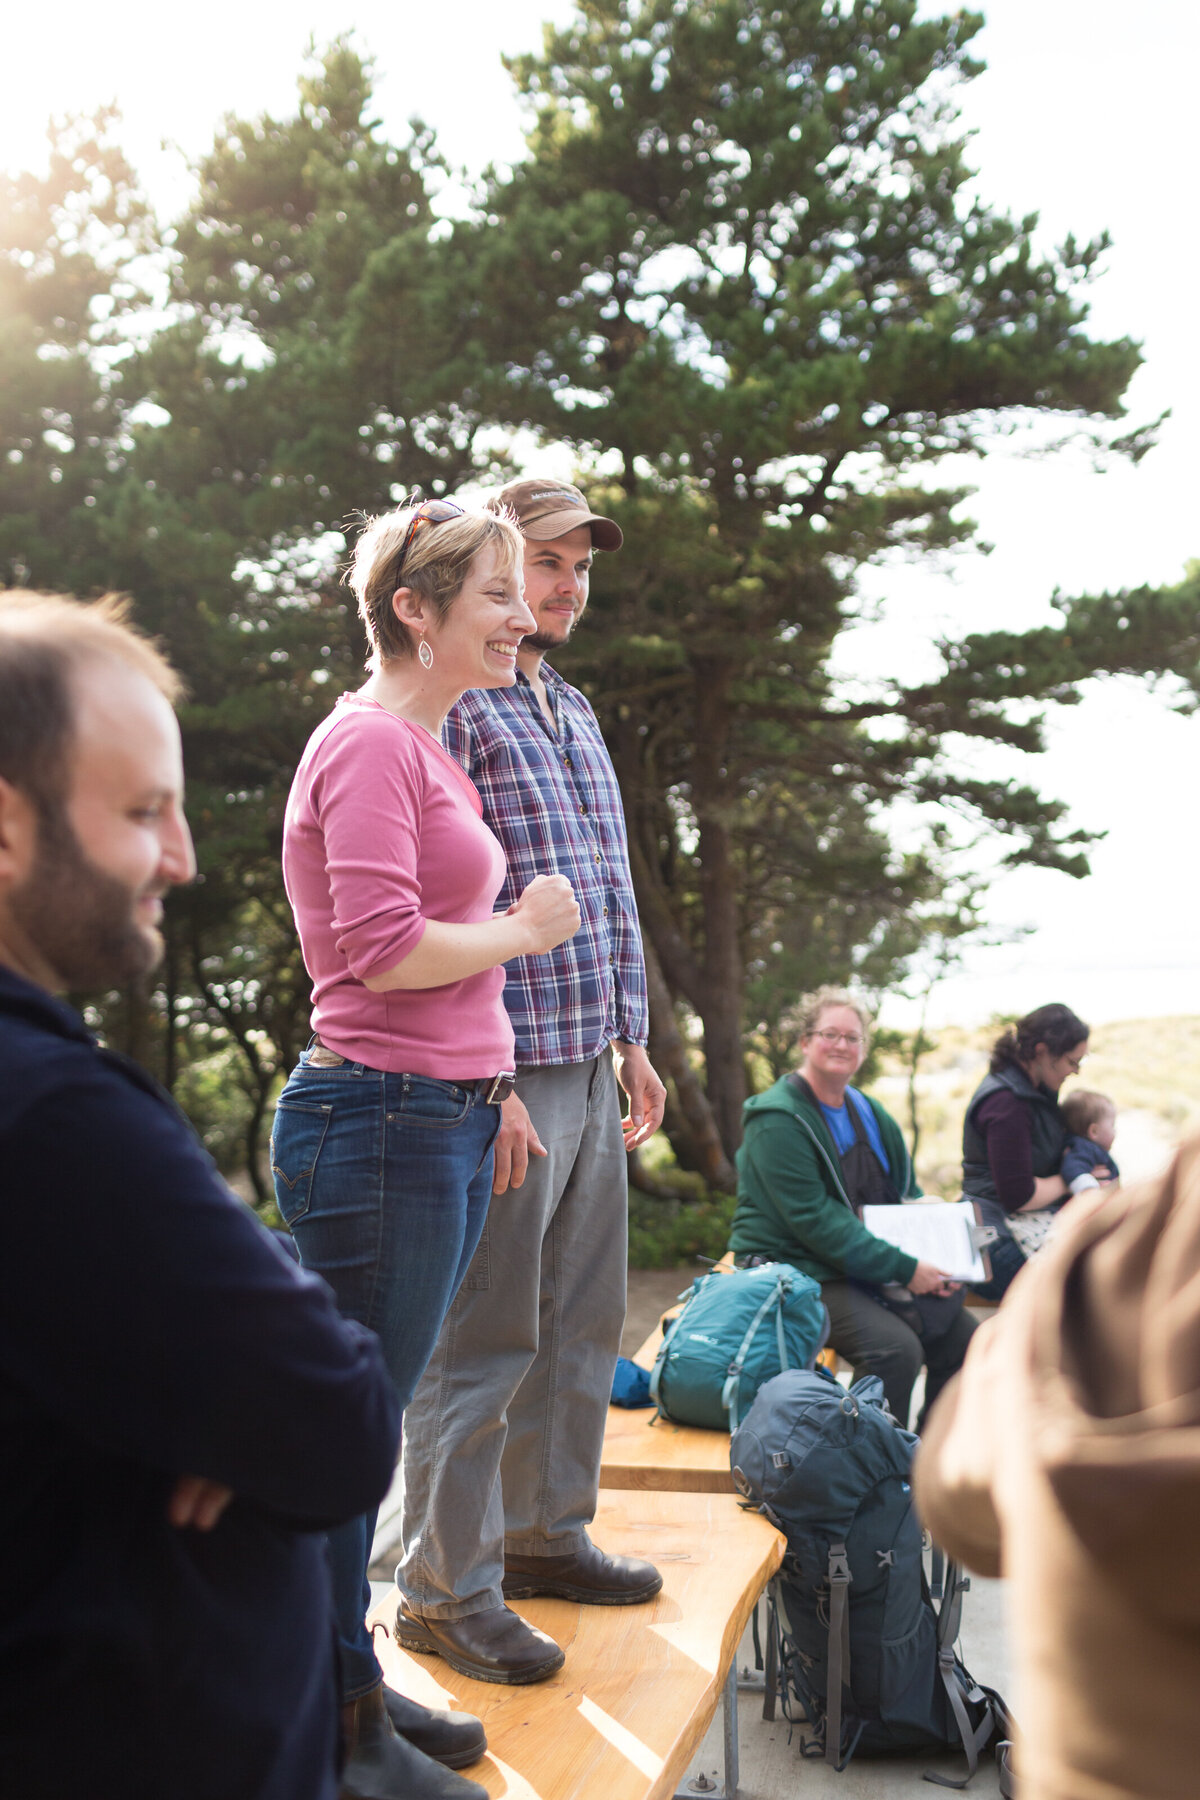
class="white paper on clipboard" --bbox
[860,1200,987,1283]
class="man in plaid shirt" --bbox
[395,480,668,1684]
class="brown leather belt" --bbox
[479,1073,517,1106]
[309,1037,515,1106]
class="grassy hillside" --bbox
[868,1016,1200,1197]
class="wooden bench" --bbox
[369,1487,783,1800]
[600,1402,736,1494]
[594,1300,777,1792]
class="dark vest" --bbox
[962,1066,1067,1210]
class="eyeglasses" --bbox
[811,1030,864,1048]
[393,499,465,589]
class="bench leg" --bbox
[735,1593,774,1698]
[722,1659,740,1797]
[673,1660,739,1800]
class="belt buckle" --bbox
[483,1072,516,1106]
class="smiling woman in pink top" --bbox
[270,499,580,1795]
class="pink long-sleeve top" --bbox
[283,695,515,1077]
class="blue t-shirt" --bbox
[820,1087,888,1170]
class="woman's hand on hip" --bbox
[507,873,581,953]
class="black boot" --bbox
[382,1684,486,1769]
[340,1686,488,1800]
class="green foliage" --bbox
[174,1045,264,1173]
[628,1187,738,1269]
[0,111,153,592]
[628,1132,738,1267]
[402,0,1155,1154]
[2,18,1196,1188]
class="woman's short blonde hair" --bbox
[797,985,874,1051]
[344,500,524,668]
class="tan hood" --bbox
[1034,1146,1200,1625]
[920,1146,1200,1613]
[916,1140,1200,1800]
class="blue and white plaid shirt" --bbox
[443,666,649,1067]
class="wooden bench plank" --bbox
[367,1489,783,1800]
[603,1307,734,1494]
[600,1403,734,1493]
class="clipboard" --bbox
[860,1198,997,1284]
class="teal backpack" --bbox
[648,1262,826,1430]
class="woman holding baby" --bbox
[961,1001,1114,1301]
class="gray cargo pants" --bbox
[396,1054,628,1618]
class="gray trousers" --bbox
[396,1055,629,1618]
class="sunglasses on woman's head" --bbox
[393,499,466,588]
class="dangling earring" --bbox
[418,636,434,671]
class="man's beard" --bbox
[9,806,164,992]
[524,620,577,654]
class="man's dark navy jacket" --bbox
[0,966,402,1800]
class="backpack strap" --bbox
[647,1307,683,1421]
[721,1271,793,1431]
[824,1542,853,1768]
[923,1559,1012,1790]
[996,1739,1016,1799]
[923,1654,999,1789]
[928,1542,945,1601]
[774,1277,789,1371]
[933,1556,969,1651]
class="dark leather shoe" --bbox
[382,1686,486,1770]
[340,1685,486,1799]
[502,1537,663,1606]
[395,1600,564,1685]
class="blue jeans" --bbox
[270,1052,499,1699]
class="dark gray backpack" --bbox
[731,1367,1010,1786]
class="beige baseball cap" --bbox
[495,478,623,551]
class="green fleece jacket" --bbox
[730,1076,921,1287]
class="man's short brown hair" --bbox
[0,591,182,817]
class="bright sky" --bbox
[4,0,1198,1032]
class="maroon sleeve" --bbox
[975,1089,1036,1214]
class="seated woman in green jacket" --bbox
[729,986,975,1430]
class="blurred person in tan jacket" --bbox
[915,1146,1200,1800]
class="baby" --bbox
[1060,1089,1120,1194]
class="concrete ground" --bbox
[671,1581,1009,1798]
[622,1263,700,1357]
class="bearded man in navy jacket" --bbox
[0,593,406,1800]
